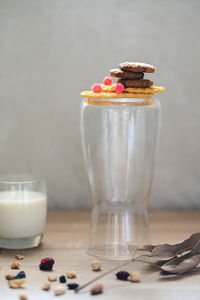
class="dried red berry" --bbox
[39,257,55,271]
[116,270,130,280]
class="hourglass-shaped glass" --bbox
[81,97,161,260]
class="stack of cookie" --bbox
[110,62,155,91]
[81,61,165,99]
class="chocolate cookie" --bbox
[119,62,155,73]
[117,79,153,88]
[110,69,144,79]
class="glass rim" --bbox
[83,96,158,106]
[0,173,45,185]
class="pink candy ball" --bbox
[103,77,113,85]
[92,83,102,93]
[115,83,124,94]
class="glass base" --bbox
[88,208,151,260]
[0,234,43,249]
[87,243,140,260]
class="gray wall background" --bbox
[0,0,199,209]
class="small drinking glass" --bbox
[0,174,47,249]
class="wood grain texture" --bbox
[1,210,200,300]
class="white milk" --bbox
[0,191,47,238]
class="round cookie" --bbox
[119,62,155,73]
[110,69,144,79]
[118,79,153,88]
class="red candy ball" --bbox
[103,77,113,85]
[92,84,102,93]
[115,83,124,94]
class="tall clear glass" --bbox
[81,97,161,260]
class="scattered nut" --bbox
[19,294,27,300]
[129,271,141,282]
[90,283,103,295]
[91,260,101,271]
[5,274,15,280]
[66,271,77,279]
[11,262,21,270]
[116,270,130,280]
[42,282,51,291]
[48,275,57,282]
[9,282,19,289]
[8,279,26,289]
[15,255,24,260]
[54,285,66,296]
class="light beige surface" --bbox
[1,210,200,300]
[0,0,200,210]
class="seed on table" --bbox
[11,262,21,269]
[15,271,26,279]
[15,254,24,260]
[66,271,77,278]
[90,283,103,295]
[19,293,27,300]
[54,285,66,296]
[91,260,101,271]
[42,282,51,291]
[59,275,66,283]
[116,270,130,280]
[67,283,79,290]
[48,275,57,282]
[129,271,141,282]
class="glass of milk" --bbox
[0,174,47,249]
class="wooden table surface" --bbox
[1,210,200,300]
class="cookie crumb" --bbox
[90,283,103,295]
[42,282,51,291]
[48,275,57,282]
[91,260,101,271]
[5,274,15,280]
[19,293,27,300]
[16,255,24,260]
[11,262,20,269]
[66,271,77,279]
[8,279,26,289]
[129,271,141,282]
[54,285,66,296]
